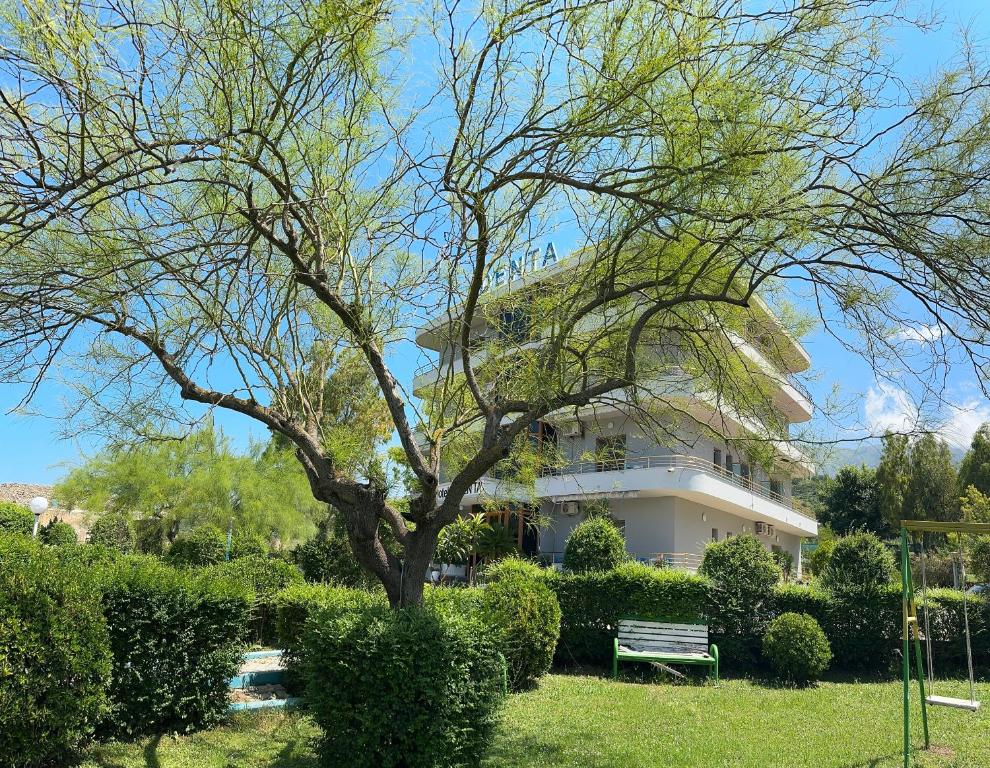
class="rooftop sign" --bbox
[484,242,560,290]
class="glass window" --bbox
[596,435,627,471]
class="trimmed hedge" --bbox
[762,612,832,684]
[165,525,228,567]
[99,556,252,737]
[0,501,33,535]
[209,555,304,645]
[39,518,78,546]
[0,535,111,768]
[547,561,710,665]
[300,603,505,768]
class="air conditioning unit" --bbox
[755,522,774,536]
[561,501,581,517]
[564,423,583,438]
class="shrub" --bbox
[971,536,990,584]
[771,549,794,580]
[0,501,33,535]
[0,535,111,767]
[563,517,626,573]
[481,555,546,583]
[134,516,167,555]
[293,525,373,587]
[910,549,959,589]
[819,532,895,594]
[88,512,137,554]
[825,583,902,672]
[165,524,227,567]
[99,556,252,737]
[39,517,78,546]
[210,555,304,645]
[273,583,385,691]
[920,589,990,672]
[762,612,832,684]
[231,531,269,560]
[479,573,561,691]
[548,561,709,665]
[300,603,505,768]
[700,535,781,669]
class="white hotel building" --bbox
[415,247,818,575]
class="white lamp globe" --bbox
[28,496,49,516]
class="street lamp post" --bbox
[29,496,49,538]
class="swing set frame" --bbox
[900,519,989,768]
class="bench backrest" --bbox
[617,619,709,654]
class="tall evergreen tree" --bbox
[820,465,888,536]
[904,434,959,522]
[958,424,990,497]
[875,433,911,529]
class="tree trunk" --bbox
[396,525,441,608]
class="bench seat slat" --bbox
[619,620,709,634]
[618,630,709,644]
[617,647,714,663]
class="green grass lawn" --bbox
[82,675,989,768]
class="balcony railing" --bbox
[652,552,704,571]
[539,453,815,519]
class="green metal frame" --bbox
[612,616,719,684]
[900,519,990,768]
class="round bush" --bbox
[165,525,227,567]
[293,528,373,587]
[762,612,832,684]
[700,534,781,668]
[563,517,626,573]
[39,518,78,546]
[820,532,895,594]
[88,512,137,554]
[480,573,561,691]
[300,604,505,768]
[134,516,167,555]
[231,531,269,560]
[0,501,33,535]
[0,535,111,767]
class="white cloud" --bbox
[940,399,990,449]
[864,383,920,435]
[892,324,943,344]
[863,383,990,449]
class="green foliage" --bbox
[807,525,837,577]
[875,432,911,528]
[819,465,888,536]
[292,515,375,587]
[99,556,252,737]
[971,537,990,584]
[39,517,78,546]
[904,434,959,523]
[562,517,626,573]
[479,574,561,691]
[273,583,386,691]
[762,612,832,684]
[482,556,546,583]
[55,425,324,545]
[960,485,990,524]
[921,589,990,670]
[165,524,228,567]
[771,549,794,580]
[0,535,111,768]
[231,531,269,559]
[300,603,505,768]
[209,555,304,645]
[958,423,990,498]
[819,532,895,595]
[134,516,168,555]
[700,535,781,668]
[88,511,137,553]
[0,501,33,535]
[547,562,710,665]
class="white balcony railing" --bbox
[539,453,814,518]
[651,552,705,571]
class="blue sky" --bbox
[1,2,989,484]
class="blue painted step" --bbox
[230,649,286,690]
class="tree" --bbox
[904,434,959,523]
[56,424,325,545]
[958,424,990,497]
[959,486,990,524]
[875,433,911,529]
[88,512,137,554]
[819,466,887,536]
[5,1,990,606]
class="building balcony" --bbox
[438,454,818,537]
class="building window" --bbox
[725,453,734,474]
[769,478,783,500]
[711,528,719,542]
[740,462,751,488]
[496,308,530,343]
[610,517,626,537]
[713,448,722,469]
[596,435,626,472]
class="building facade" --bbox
[414,253,818,575]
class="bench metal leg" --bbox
[613,638,619,680]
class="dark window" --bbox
[713,448,722,469]
[770,478,783,499]
[711,528,719,542]
[497,309,530,343]
[596,435,626,472]
[725,453,734,473]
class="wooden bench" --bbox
[613,618,719,683]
